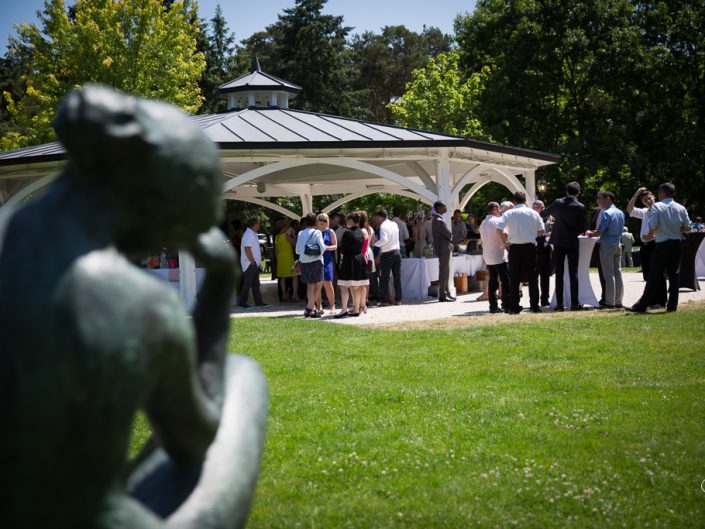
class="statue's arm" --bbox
[190,228,237,404]
[144,313,221,466]
[146,228,236,465]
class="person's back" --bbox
[546,195,586,247]
[0,85,267,529]
[0,185,184,527]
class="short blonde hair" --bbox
[317,212,329,224]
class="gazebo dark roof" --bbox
[0,107,560,167]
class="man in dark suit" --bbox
[544,181,587,311]
[431,200,455,302]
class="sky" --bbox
[0,0,477,53]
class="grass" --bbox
[130,305,705,528]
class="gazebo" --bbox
[0,60,560,306]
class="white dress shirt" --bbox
[240,227,262,272]
[496,204,544,245]
[375,218,400,252]
[479,215,506,265]
[629,206,652,243]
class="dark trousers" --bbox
[508,243,539,311]
[438,250,452,300]
[238,264,263,306]
[593,244,605,304]
[536,240,552,305]
[553,244,579,308]
[368,266,380,300]
[487,262,510,311]
[640,241,667,305]
[380,250,402,303]
[635,239,682,311]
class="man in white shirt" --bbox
[391,207,410,257]
[497,191,545,314]
[480,202,509,313]
[374,209,402,305]
[626,186,666,307]
[238,217,268,308]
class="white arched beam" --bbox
[222,158,437,204]
[459,176,492,210]
[222,160,311,192]
[457,169,528,210]
[321,189,433,215]
[405,161,437,193]
[2,174,57,209]
[451,165,487,198]
[494,168,528,197]
[224,194,301,220]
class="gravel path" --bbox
[230,272,705,326]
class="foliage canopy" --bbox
[1,0,205,150]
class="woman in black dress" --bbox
[335,211,368,318]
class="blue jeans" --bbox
[380,250,402,303]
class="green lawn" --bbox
[130,306,705,528]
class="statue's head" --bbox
[54,85,222,252]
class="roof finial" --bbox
[251,56,261,73]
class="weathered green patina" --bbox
[0,85,267,529]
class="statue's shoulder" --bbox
[57,248,186,340]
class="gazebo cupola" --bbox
[217,57,302,110]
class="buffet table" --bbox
[400,255,485,300]
[696,235,705,279]
[550,237,599,308]
[680,232,705,291]
[145,267,205,295]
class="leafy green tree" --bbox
[0,54,26,138]
[349,25,452,123]
[1,0,205,150]
[199,4,237,113]
[453,0,705,213]
[389,50,489,138]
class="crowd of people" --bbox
[232,180,700,317]
[236,209,409,318]
[477,181,696,315]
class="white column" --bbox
[525,170,536,204]
[178,250,198,311]
[300,193,313,215]
[436,149,455,296]
[436,149,452,225]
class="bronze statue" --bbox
[0,85,267,529]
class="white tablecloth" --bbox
[400,255,486,300]
[696,236,705,278]
[145,268,205,294]
[550,237,599,308]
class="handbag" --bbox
[303,231,322,256]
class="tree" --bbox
[1,0,205,150]
[199,4,237,113]
[453,0,705,213]
[389,51,489,138]
[349,25,452,123]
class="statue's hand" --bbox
[189,227,236,275]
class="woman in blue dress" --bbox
[317,213,338,314]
